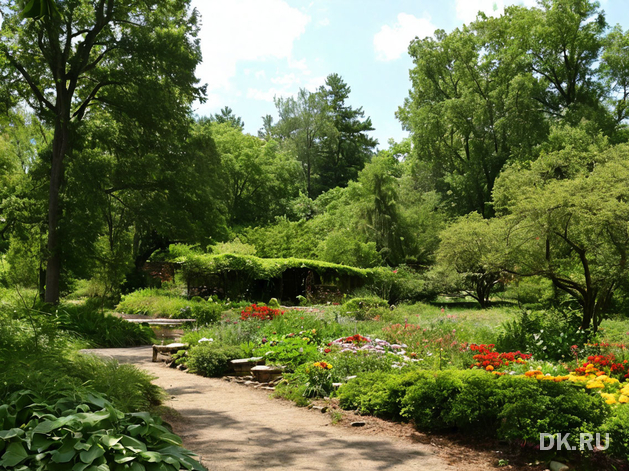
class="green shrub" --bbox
[601,404,629,462]
[328,351,396,382]
[273,379,311,407]
[187,343,244,377]
[118,288,225,324]
[252,337,320,371]
[337,370,423,419]
[176,301,222,324]
[338,369,610,444]
[0,389,204,471]
[56,302,155,347]
[343,296,388,320]
[497,377,606,444]
[67,353,165,412]
[400,370,466,430]
[496,309,588,361]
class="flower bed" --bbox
[240,304,285,321]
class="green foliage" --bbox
[63,354,165,413]
[186,343,244,377]
[298,361,335,398]
[434,213,507,308]
[117,288,223,324]
[177,249,371,281]
[205,121,302,226]
[327,351,396,382]
[273,380,311,407]
[337,369,608,442]
[57,301,155,348]
[496,309,589,361]
[210,238,257,256]
[273,74,376,198]
[0,389,205,471]
[252,337,320,372]
[493,139,629,331]
[601,404,629,462]
[1,0,208,303]
[343,296,388,320]
[498,277,555,309]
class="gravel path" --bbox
[86,347,457,471]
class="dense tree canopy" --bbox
[0,0,204,302]
[1,0,629,330]
[399,0,629,217]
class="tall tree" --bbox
[398,22,548,216]
[207,106,245,130]
[274,89,333,199]
[399,0,629,217]
[318,73,377,191]
[0,0,204,302]
[206,121,302,226]
[493,129,629,332]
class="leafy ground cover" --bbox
[0,289,205,470]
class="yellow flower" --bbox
[619,395,629,404]
[587,381,605,389]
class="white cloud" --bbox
[246,74,325,103]
[271,73,300,87]
[246,87,290,102]
[304,76,326,92]
[455,0,538,25]
[255,70,266,79]
[192,0,310,91]
[318,18,330,27]
[288,57,310,74]
[373,13,437,62]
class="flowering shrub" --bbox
[523,363,629,405]
[330,335,405,354]
[240,304,285,321]
[468,344,532,371]
[303,361,334,397]
[344,334,370,344]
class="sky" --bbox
[189,0,623,149]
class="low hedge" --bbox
[338,369,610,448]
[186,343,244,377]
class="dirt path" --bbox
[86,347,494,471]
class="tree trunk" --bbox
[44,118,69,304]
[581,293,596,332]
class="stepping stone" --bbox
[152,343,188,362]
[251,365,284,383]
[230,357,265,376]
